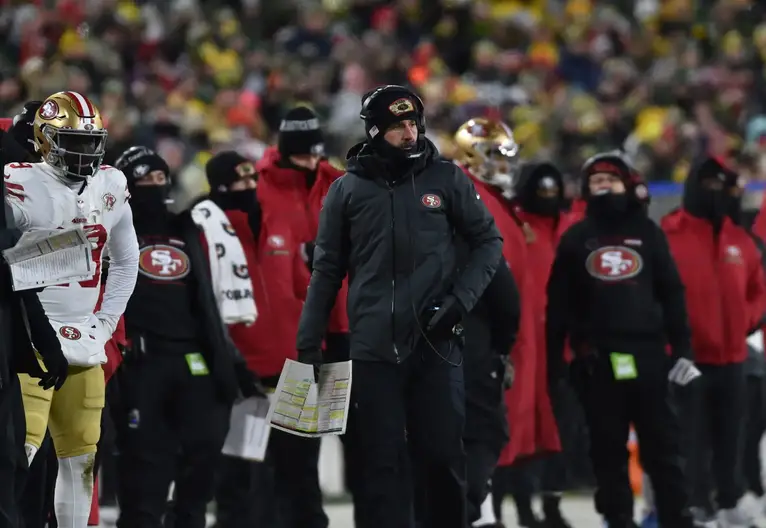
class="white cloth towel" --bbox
[191,199,257,325]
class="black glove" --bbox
[425,295,466,342]
[18,291,68,390]
[298,348,323,382]
[234,362,267,399]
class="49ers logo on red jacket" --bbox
[586,246,643,281]
[59,326,81,340]
[138,245,191,281]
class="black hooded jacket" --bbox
[515,161,564,215]
[296,139,503,363]
[682,157,736,225]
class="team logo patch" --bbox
[39,100,59,120]
[470,123,489,137]
[59,326,82,341]
[421,194,442,209]
[102,193,116,211]
[138,245,191,280]
[388,98,415,116]
[268,235,285,248]
[585,246,643,281]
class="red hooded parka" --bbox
[256,147,349,335]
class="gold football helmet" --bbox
[454,118,519,192]
[34,91,107,181]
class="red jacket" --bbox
[218,209,310,378]
[256,147,349,334]
[662,209,766,364]
[460,169,560,464]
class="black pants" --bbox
[682,362,747,510]
[0,374,26,528]
[571,353,689,526]
[110,353,230,528]
[744,375,766,497]
[464,440,501,525]
[354,342,466,528]
[214,430,327,528]
[19,432,57,528]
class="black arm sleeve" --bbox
[545,231,574,380]
[448,166,503,313]
[17,289,60,355]
[296,179,349,352]
[652,224,692,359]
[481,258,520,355]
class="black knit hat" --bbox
[277,106,325,158]
[114,146,170,187]
[360,85,425,141]
[580,150,636,198]
[205,151,257,192]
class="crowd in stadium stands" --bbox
[2,0,766,196]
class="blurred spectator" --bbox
[2,0,766,192]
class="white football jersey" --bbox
[4,160,139,365]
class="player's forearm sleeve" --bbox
[98,206,139,333]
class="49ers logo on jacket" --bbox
[59,326,81,341]
[421,194,442,209]
[586,246,643,281]
[138,245,191,281]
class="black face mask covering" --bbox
[130,186,171,230]
[528,197,561,218]
[213,190,262,238]
[587,192,630,223]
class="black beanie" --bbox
[205,151,256,192]
[360,87,423,141]
[114,146,170,187]
[277,106,325,158]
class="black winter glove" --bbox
[18,291,68,390]
[234,362,267,399]
[425,295,466,342]
[298,348,323,382]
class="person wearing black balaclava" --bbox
[504,162,577,528]
[661,157,766,527]
[295,84,502,528]
[546,151,695,528]
[111,146,263,528]
[206,151,329,528]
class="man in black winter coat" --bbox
[0,103,68,527]
[296,85,503,528]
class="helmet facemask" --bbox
[42,125,107,182]
[473,139,520,193]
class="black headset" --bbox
[359,85,426,133]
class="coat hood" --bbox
[514,162,564,207]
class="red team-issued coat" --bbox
[662,210,766,364]
[212,209,311,378]
[256,147,349,335]
[462,168,561,465]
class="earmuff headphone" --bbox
[359,85,426,133]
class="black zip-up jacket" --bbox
[546,207,691,380]
[296,139,503,363]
